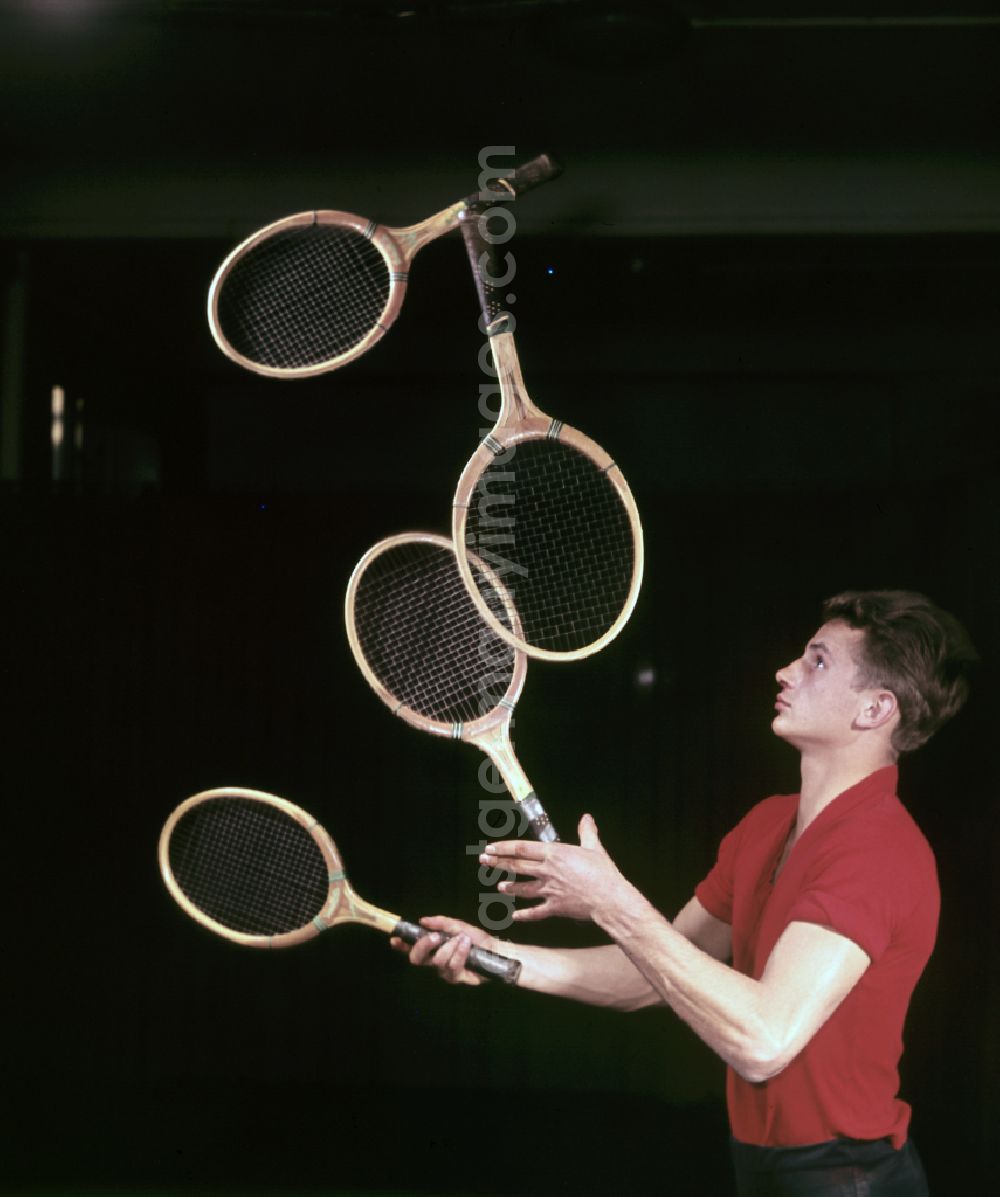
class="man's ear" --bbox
[854,689,898,731]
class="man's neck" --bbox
[795,748,896,835]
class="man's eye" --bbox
[813,656,826,669]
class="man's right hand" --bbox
[389,915,506,987]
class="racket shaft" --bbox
[394,921,521,984]
[391,200,465,258]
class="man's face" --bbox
[772,620,872,750]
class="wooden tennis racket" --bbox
[452,206,644,662]
[159,786,521,983]
[345,531,559,843]
[207,153,561,379]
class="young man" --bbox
[394,590,977,1196]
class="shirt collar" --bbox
[808,764,899,831]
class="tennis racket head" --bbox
[453,419,644,661]
[344,531,526,741]
[159,787,359,948]
[207,208,416,379]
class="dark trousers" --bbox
[729,1136,929,1196]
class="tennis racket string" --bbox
[353,540,517,726]
[217,225,391,369]
[464,438,635,654]
[169,799,330,936]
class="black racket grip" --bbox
[460,207,507,330]
[519,793,561,843]
[461,153,560,326]
[505,152,563,197]
[466,152,562,205]
[393,921,522,985]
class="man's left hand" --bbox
[481,814,629,924]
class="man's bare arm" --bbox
[483,817,869,1082]
[597,890,869,1081]
[392,897,733,1010]
[514,897,732,1008]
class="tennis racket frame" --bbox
[344,531,558,841]
[159,786,521,981]
[207,202,466,379]
[207,153,561,379]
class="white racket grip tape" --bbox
[393,921,522,985]
[518,793,560,843]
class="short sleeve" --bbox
[785,839,915,963]
[695,820,743,925]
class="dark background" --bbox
[2,2,998,1194]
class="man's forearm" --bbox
[494,900,731,1013]
[502,941,662,1011]
[594,885,779,1080]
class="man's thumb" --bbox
[578,812,602,849]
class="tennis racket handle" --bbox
[461,208,504,326]
[518,793,561,843]
[506,152,563,196]
[394,921,522,985]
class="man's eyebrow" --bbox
[808,641,833,657]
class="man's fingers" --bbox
[498,878,544,899]
[420,915,473,936]
[482,840,549,864]
[433,933,487,986]
[511,901,553,923]
[407,932,443,965]
[481,852,543,877]
[391,918,491,987]
[577,813,602,850]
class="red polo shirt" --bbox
[695,766,939,1148]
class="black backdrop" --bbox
[3,5,1000,1196]
[4,229,997,1195]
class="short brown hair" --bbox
[822,590,978,754]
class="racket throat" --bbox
[338,901,401,936]
[393,199,467,256]
[477,725,560,842]
[489,330,543,427]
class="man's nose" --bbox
[775,661,796,687]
